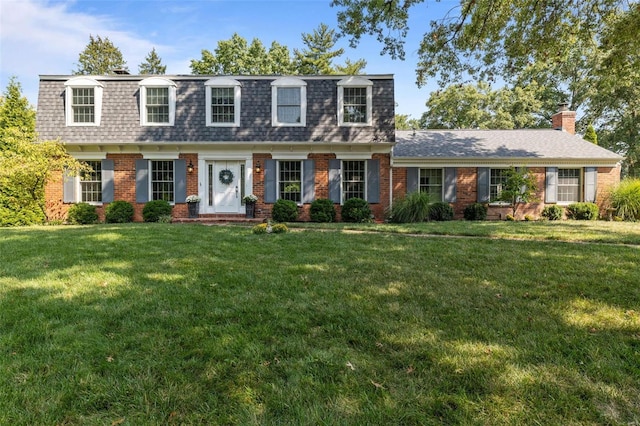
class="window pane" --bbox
[558,169,580,202]
[211,87,235,123]
[277,87,301,123]
[343,87,367,123]
[419,168,443,202]
[279,161,302,203]
[81,160,102,202]
[151,160,174,202]
[342,160,365,200]
[72,88,95,123]
[146,87,169,123]
[490,169,507,202]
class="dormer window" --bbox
[139,77,176,126]
[271,77,306,127]
[205,77,241,127]
[337,77,373,126]
[64,77,103,126]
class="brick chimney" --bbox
[551,102,576,134]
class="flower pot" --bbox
[245,202,255,218]
[187,202,199,218]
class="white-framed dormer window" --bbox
[271,77,306,127]
[64,77,103,126]
[139,77,176,126]
[205,77,241,127]
[337,76,373,126]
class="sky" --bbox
[0,0,456,118]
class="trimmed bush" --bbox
[542,205,564,221]
[105,201,134,223]
[341,197,372,223]
[387,191,430,223]
[252,222,288,234]
[67,203,98,225]
[143,200,172,222]
[272,199,298,222]
[310,198,336,223]
[252,223,268,234]
[428,202,455,222]
[463,203,487,221]
[272,223,289,233]
[609,178,640,221]
[524,214,535,221]
[566,202,599,220]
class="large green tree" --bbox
[294,23,366,74]
[74,35,127,75]
[0,77,35,150]
[138,47,166,74]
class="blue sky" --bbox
[1,0,456,117]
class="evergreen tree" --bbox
[138,47,166,74]
[74,35,127,75]
[583,124,598,145]
[294,23,344,74]
[0,77,35,150]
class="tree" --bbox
[583,125,598,145]
[294,23,344,74]
[0,77,35,150]
[419,82,546,129]
[138,47,166,74]
[395,114,420,130]
[497,166,539,218]
[334,58,367,75]
[74,35,127,75]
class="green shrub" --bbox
[524,214,535,221]
[143,200,172,222]
[67,203,98,225]
[310,198,336,223]
[272,223,289,233]
[387,191,430,223]
[157,214,173,223]
[0,205,44,227]
[252,223,268,234]
[542,205,564,221]
[272,199,298,222]
[566,202,599,220]
[609,178,640,221]
[105,201,134,223]
[463,203,487,221]
[428,202,454,221]
[506,214,516,221]
[341,197,372,223]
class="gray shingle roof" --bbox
[394,129,623,161]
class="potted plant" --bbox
[243,194,258,218]
[186,194,201,218]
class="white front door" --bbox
[208,161,241,213]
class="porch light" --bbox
[187,160,194,173]
[255,161,261,174]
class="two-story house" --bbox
[37,74,395,221]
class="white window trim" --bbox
[75,159,104,205]
[64,77,103,126]
[139,77,177,126]
[271,77,307,127]
[556,168,582,205]
[419,168,444,202]
[337,76,373,127]
[341,159,367,203]
[205,77,241,127]
[277,160,304,205]
[489,168,510,206]
[149,159,176,205]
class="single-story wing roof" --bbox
[394,129,623,164]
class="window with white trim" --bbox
[271,77,306,126]
[205,78,241,127]
[337,77,373,126]
[420,168,443,202]
[278,161,302,203]
[64,77,103,126]
[342,160,366,200]
[139,77,176,126]
[490,168,508,202]
[557,168,580,203]
[80,160,102,203]
[151,160,174,202]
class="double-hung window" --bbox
[64,77,103,126]
[342,160,366,200]
[337,77,373,126]
[139,77,176,126]
[151,160,174,202]
[557,169,581,203]
[81,161,102,203]
[489,168,508,203]
[420,168,443,202]
[205,78,241,127]
[278,161,302,203]
[271,77,306,126]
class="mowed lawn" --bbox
[1,222,639,425]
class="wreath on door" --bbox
[219,169,234,185]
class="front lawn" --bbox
[1,223,639,424]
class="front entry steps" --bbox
[173,214,262,225]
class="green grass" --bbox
[1,222,639,424]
